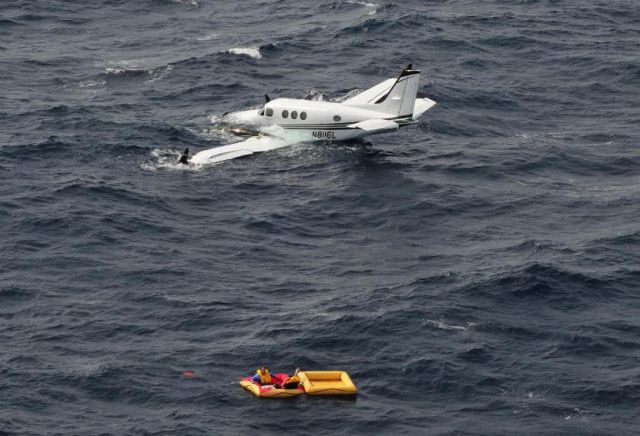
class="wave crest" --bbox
[228,47,262,59]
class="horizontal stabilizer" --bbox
[347,119,399,132]
[412,98,437,120]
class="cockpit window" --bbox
[259,109,265,116]
[333,115,341,122]
[266,108,273,117]
[300,112,307,120]
[291,111,298,119]
[282,110,288,118]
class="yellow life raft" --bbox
[239,373,305,398]
[297,371,357,396]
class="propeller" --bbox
[178,148,189,165]
[265,94,271,103]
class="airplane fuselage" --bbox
[233,98,415,141]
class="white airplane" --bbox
[181,64,436,165]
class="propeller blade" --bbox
[178,147,189,165]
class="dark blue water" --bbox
[2,0,640,434]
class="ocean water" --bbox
[1,0,640,434]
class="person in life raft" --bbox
[252,366,301,389]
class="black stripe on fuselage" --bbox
[278,115,414,130]
[282,126,354,130]
[278,115,411,126]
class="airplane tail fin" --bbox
[374,64,420,117]
[343,64,420,117]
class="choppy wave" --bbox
[228,47,262,59]
[0,18,24,26]
[101,61,173,83]
[196,32,217,41]
[345,0,379,15]
[166,0,199,6]
[141,148,200,171]
[2,0,640,434]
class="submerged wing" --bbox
[190,135,294,165]
[347,119,399,133]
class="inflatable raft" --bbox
[239,373,305,398]
[298,371,357,396]
[240,370,357,398]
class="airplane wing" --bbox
[190,135,295,165]
[347,119,399,132]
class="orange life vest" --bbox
[256,368,271,384]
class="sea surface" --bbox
[1,0,640,434]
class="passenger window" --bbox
[266,108,273,117]
[291,111,298,119]
[333,115,341,122]
[282,110,288,118]
[300,112,307,120]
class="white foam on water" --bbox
[196,32,217,41]
[347,0,378,15]
[228,47,262,59]
[204,112,260,142]
[104,67,139,75]
[185,124,236,143]
[78,80,106,88]
[142,148,200,172]
[208,114,221,124]
[102,59,146,75]
[101,59,172,83]
[426,320,472,331]
[334,88,363,103]
[145,65,173,83]
[350,0,377,6]
[224,107,263,124]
